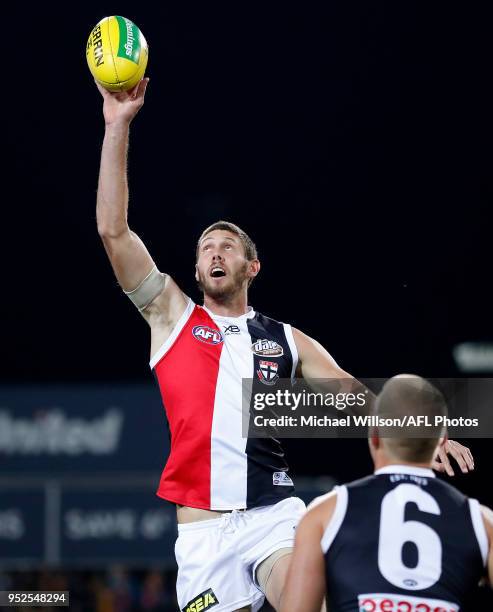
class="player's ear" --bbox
[195,264,199,282]
[248,259,260,280]
[369,426,380,451]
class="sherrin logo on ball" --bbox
[86,16,148,92]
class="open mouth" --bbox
[210,266,226,278]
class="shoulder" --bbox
[291,327,321,357]
[291,327,338,362]
[144,275,190,326]
[344,474,378,491]
[304,486,351,553]
[291,327,312,345]
[305,487,344,532]
[249,311,296,345]
[307,488,338,514]
[480,505,493,539]
[293,490,338,546]
[425,476,471,508]
[250,310,286,327]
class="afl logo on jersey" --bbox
[251,339,284,357]
[192,326,224,345]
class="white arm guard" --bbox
[123,266,166,311]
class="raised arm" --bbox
[95,79,187,350]
[293,327,375,413]
[96,79,155,290]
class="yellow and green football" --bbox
[86,16,148,92]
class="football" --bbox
[86,16,148,92]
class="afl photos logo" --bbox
[251,339,284,357]
[192,326,224,345]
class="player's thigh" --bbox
[176,521,262,611]
[260,549,292,606]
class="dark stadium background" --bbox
[2,2,492,610]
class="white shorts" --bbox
[175,496,306,612]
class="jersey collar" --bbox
[202,304,256,321]
[374,464,435,478]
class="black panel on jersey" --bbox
[245,313,295,508]
[325,473,485,611]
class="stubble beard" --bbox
[197,262,249,303]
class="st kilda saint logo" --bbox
[192,326,224,345]
[257,360,279,385]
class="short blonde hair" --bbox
[375,375,447,463]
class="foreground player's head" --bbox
[369,374,448,468]
[195,221,260,302]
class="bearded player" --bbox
[95,79,474,612]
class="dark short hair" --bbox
[196,221,258,261]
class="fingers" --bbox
[437,446,455,476]
[449,440,475,472]
[94,80,127,101]
[446,441,469,473]
[138,77,150,98]
[126,83,140,98]
[431,458,446,473]
[432,441,475,477]
[133,77,150,102]
[94,80,110,97]
[95,77,149,127]
[127,77,149,100]
[95,77,149,105]
[463,444,475,470]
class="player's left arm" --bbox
[292,327,351,380]
[292,327,375,414]
[279,498,331,612]
[293,327,475,474]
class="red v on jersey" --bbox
[153,303,223,509]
